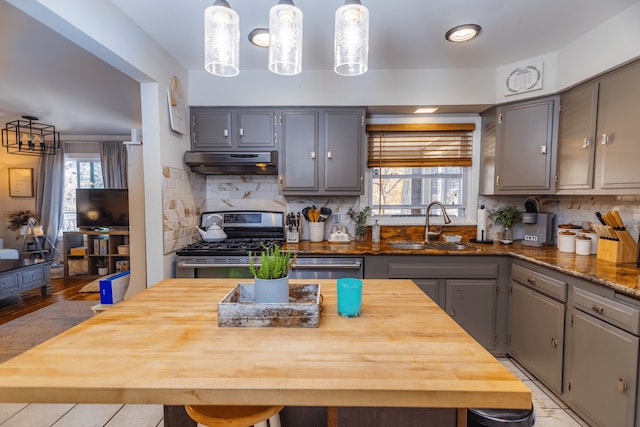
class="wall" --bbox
[0,153,40,250]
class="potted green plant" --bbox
[489,205,521,241]
[249,244,297,303]
[96,258,109,276]
[4,209,39,234]
[346,206,371,241]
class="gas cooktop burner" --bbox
[176,238,283,256]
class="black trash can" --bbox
[467,405,535,427]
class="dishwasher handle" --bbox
[291,261,362,270]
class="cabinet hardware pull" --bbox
[239,128,244,137]
[327,151,332,159]
[496,175,501,186]
[591,304,604,314]
[618,378,628,392]
[527,277,536,285]
[551,338,558,347]
[447,308,456,317]
[223,129,229,137]
[540,145,547,154]
[601,133,610,144]
[582,138,590,148]
[310,151,316,159]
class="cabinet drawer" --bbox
[388,263,497,279]
[511,264,567,302]
[574,287,640,335]
[0,274,19,298]
[19,266,45,288]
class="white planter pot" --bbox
[98,267,109,276]
[254,276,290,303]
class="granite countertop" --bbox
[284,233,640,298]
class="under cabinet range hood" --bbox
[184,151,278,175]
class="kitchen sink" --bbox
[387,241,473,251]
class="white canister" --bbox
[580,230,599,254]
[308,222,325,242]
[558,231,577,253]
[575,236,592,256]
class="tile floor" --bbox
[0,357,591,426]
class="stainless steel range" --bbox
[175,210,364,279]
[175,210,285,278]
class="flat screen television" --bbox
[76,188,129,230]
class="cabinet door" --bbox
[495,97,558,193]
[509,282,565,394]
[191,108,233,150]
[445,280,497,350]
[596,62,640,190]
[413,279,444,309]
[323,109,364,194]
[279,110,320,192]
[237,110,276,148]
[556,83,598,190]
[569,310,638,427]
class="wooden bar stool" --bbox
[185,404,283,427]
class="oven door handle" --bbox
[291,261,362,270]
[177,262,253,268]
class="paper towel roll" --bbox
[477,205,487,241]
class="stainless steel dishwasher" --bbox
[289,257,364,279]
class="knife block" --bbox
[597,232,637,263]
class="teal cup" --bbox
[337,278,362,318]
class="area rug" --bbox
[0,300,95,363]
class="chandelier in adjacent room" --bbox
[1,116,60,156]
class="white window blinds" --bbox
[367,123,475,168]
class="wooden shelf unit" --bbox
[63,230,129,279]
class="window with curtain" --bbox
[367,123,474,219]
[62,143,104,232]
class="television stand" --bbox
[63,230,130,279]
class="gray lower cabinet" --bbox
[509,263,567,395]
[567,283,640,427]
[364,256,509,354]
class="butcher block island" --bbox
[0,278,530,427]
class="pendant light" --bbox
[334,0,369,76]
[2,116,60,156]
[204,0,240,77]
[268,0,303,76]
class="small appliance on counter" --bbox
[286,212,301,243]
[521,196,554,247]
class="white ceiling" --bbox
[0,0,639,134]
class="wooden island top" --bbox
[0,278,530,426]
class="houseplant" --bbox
[4,209,39,234]
[489,205,521,241]
[249,244,297,303]
[346,206,371,241]
[96,258,109,276]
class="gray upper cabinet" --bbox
[556,82,599,190]
[279,108,365,195]
[191,107,276,151]
[595,61,640,191]
[556,60,640,194]
[480,96,559,195]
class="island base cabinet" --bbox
[509,282,565,395]
[568,310,638,427]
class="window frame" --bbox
[364,115,481,226]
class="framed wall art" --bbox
[8,168,34,197]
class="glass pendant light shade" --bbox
[204,0,240,77]
[334,0,369,76]
[268,0,303,76]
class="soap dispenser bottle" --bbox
[372,220,380,243]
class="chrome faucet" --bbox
[425,201,451,241]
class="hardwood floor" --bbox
[0,277,99,326]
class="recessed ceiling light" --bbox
[414,107,439,114]
[248,28,270,48]
[445,24,481,43]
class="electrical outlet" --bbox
[333,213,341,223]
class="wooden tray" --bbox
[218,283,321,328]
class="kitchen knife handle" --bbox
[595,212,606,225]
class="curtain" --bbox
[100,141,128,188]
[36,144,65,261]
